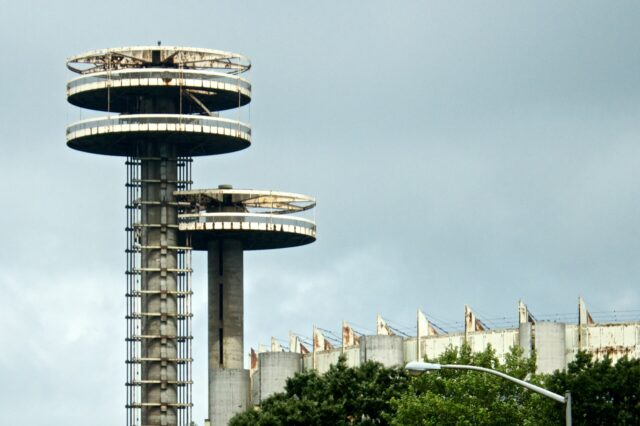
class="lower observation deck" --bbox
[66,114,250,156]
[178,212,316,250]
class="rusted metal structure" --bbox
[175,187,316,425]
[66,45,252,426]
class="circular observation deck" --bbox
[67,69,251,113]
[67,46,251,113]
[66,114,250,156]
[67,46,250,74]
[175,188,316,251]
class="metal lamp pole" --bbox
[405,361,572,426]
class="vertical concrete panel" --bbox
[469,330,518,363]
[519,323,532,358]
[535,322,567,374]
[258,352,302,402]
[301,347,359,372]
[404,338,418,363]
[315,350,342,373]
[424,334,465,361]
[343,347,360,367]
[302,354,314,370]
[209,369,250,426]
[359,335,404,367]
[250,371,260,407]
[564,324,580,364]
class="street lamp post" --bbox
[405,361,572,426]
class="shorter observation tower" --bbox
[175,186,316,425]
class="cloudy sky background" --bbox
[1,1,640,424]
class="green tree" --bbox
[230,356,409,425]
[230,345,640,426]
[539,351,640,426]
[389,344,547,426]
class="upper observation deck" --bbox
[67,46,250,75]
[175,187,316,251]
[66,46,251,112]
[65,46,252,157]
[67,69,251,113]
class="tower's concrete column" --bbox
[208,239,244,368]
[140,141,179,425]
[208,239,249,424]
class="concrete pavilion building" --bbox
[249,298,640,407]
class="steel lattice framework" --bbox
[125,157,194,425]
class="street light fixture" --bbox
[405,361,572,426]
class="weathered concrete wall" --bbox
[253,321,640,407]
[536,322,566,374]
[255,352,302,403]
[404,338,418,362]
[314,349,342,373]
[300,322,640,375]
[519,322,533,358]
[359,335,404,367]
[250,370,260,407]
[407,329,518,363]
[468,329,519,363]
[565,324,580,365]
[209,369,250,426]
[422,333,465,361]
[302,347,359,373]
[343,347,361,367]
[572,323,640,363]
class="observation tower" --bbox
[66,45,317,426]
[175,187,316,425]
[66,46,252,426]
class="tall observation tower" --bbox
[65,45,316,426]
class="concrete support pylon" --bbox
[141,141,179,425]
[208,239,249,424]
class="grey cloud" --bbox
[1,0,639,423]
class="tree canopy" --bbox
[389,345,545,426]
[230,345,640,426]
[540,351,640,426]
[230,358,409,425]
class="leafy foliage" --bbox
[389,344,546,426]
[540,351,640,426]
[230,356,409,425]
[230,345,640,426]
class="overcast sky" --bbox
[1,1,640,424]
